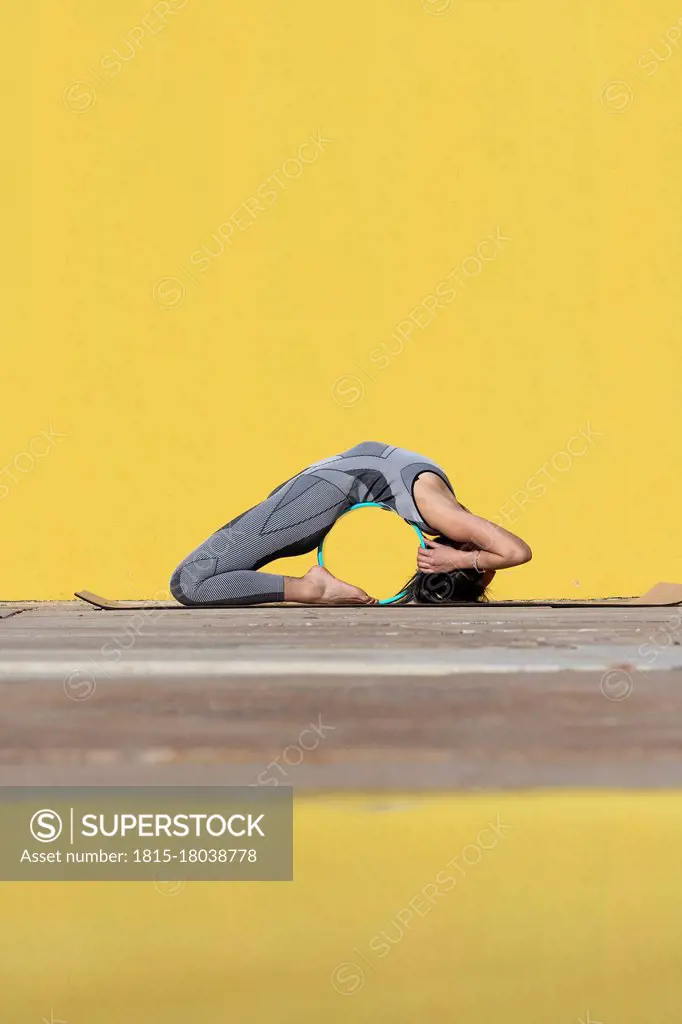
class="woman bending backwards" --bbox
[170,441,532,607]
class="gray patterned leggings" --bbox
[170,473,354,606]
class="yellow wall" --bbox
[4,0,682,599]
[2,792,682,1022]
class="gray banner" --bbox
[0,787,292,881]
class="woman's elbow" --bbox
[511,542,533,566]
[501,540,532,567]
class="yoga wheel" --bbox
[316,501,426,605]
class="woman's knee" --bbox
[169,556,218,606]
[169,564,196,606]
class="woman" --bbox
[170,441,532,607]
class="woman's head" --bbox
[396,535,493,605]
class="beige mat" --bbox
[74,582,682,611]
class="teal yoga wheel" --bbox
[316,501,426,605]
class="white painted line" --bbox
[0,660,592,678]
[0,643,681,679]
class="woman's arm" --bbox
[413,474,532,572]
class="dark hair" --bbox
[395,535,490,605]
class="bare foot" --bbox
[301,566,376,606]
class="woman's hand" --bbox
[417,539,470,573]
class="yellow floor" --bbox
[2,792,681,1022]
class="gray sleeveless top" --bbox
[302,441,454,533]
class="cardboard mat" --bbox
[74,582,682,611]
